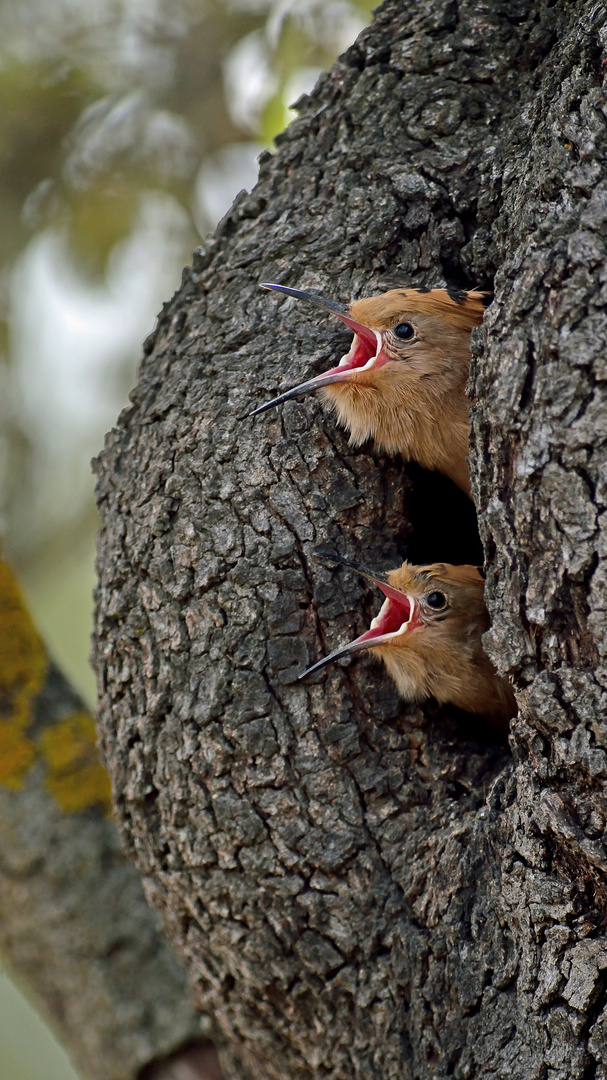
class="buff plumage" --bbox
[254,283,491,496]
[303,554,515,727]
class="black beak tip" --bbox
[238,402,268,421]
[239,404,264,420]
[259,282,292,297]
[298,661,325,681]
[258,281,347,317]
[311,548,337,564]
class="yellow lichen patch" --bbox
[39,711,113,815]
[0,561,113,814]
[0,724,36,788]
[0,559,47,788]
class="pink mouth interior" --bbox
[310,316,386,386]
[356,595,412,645]
[340,333,378,372]
[331,311,380,371]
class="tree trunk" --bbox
[94,2,607,1077]
[0,559,208,1080]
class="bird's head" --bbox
[303,553,487,674]
[251,282,490,431]
[301,553,497,714]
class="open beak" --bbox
[248,282,384,418]
[300,551,417,680]
[311,549,407,603]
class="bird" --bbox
[302,551,516,726]
[252,282,492,496]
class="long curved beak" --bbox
[299,626,392,679]
[311,549,407,604]
[260,283,377,343]
[247,283,380,419]
[245,369,353,418]
[300,550,416,680]
[259,283,348,317]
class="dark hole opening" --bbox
[403,464,483,566]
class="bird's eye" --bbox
[393,322,415,341]
[425,591,447,610]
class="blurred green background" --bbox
[0,0,373,1077]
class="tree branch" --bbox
[0,558,208,1080]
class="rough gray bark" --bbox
[94,2,607,1078]
[0,564,207,1080]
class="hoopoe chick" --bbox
[303,553,515,726]
[254,283,491,496]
